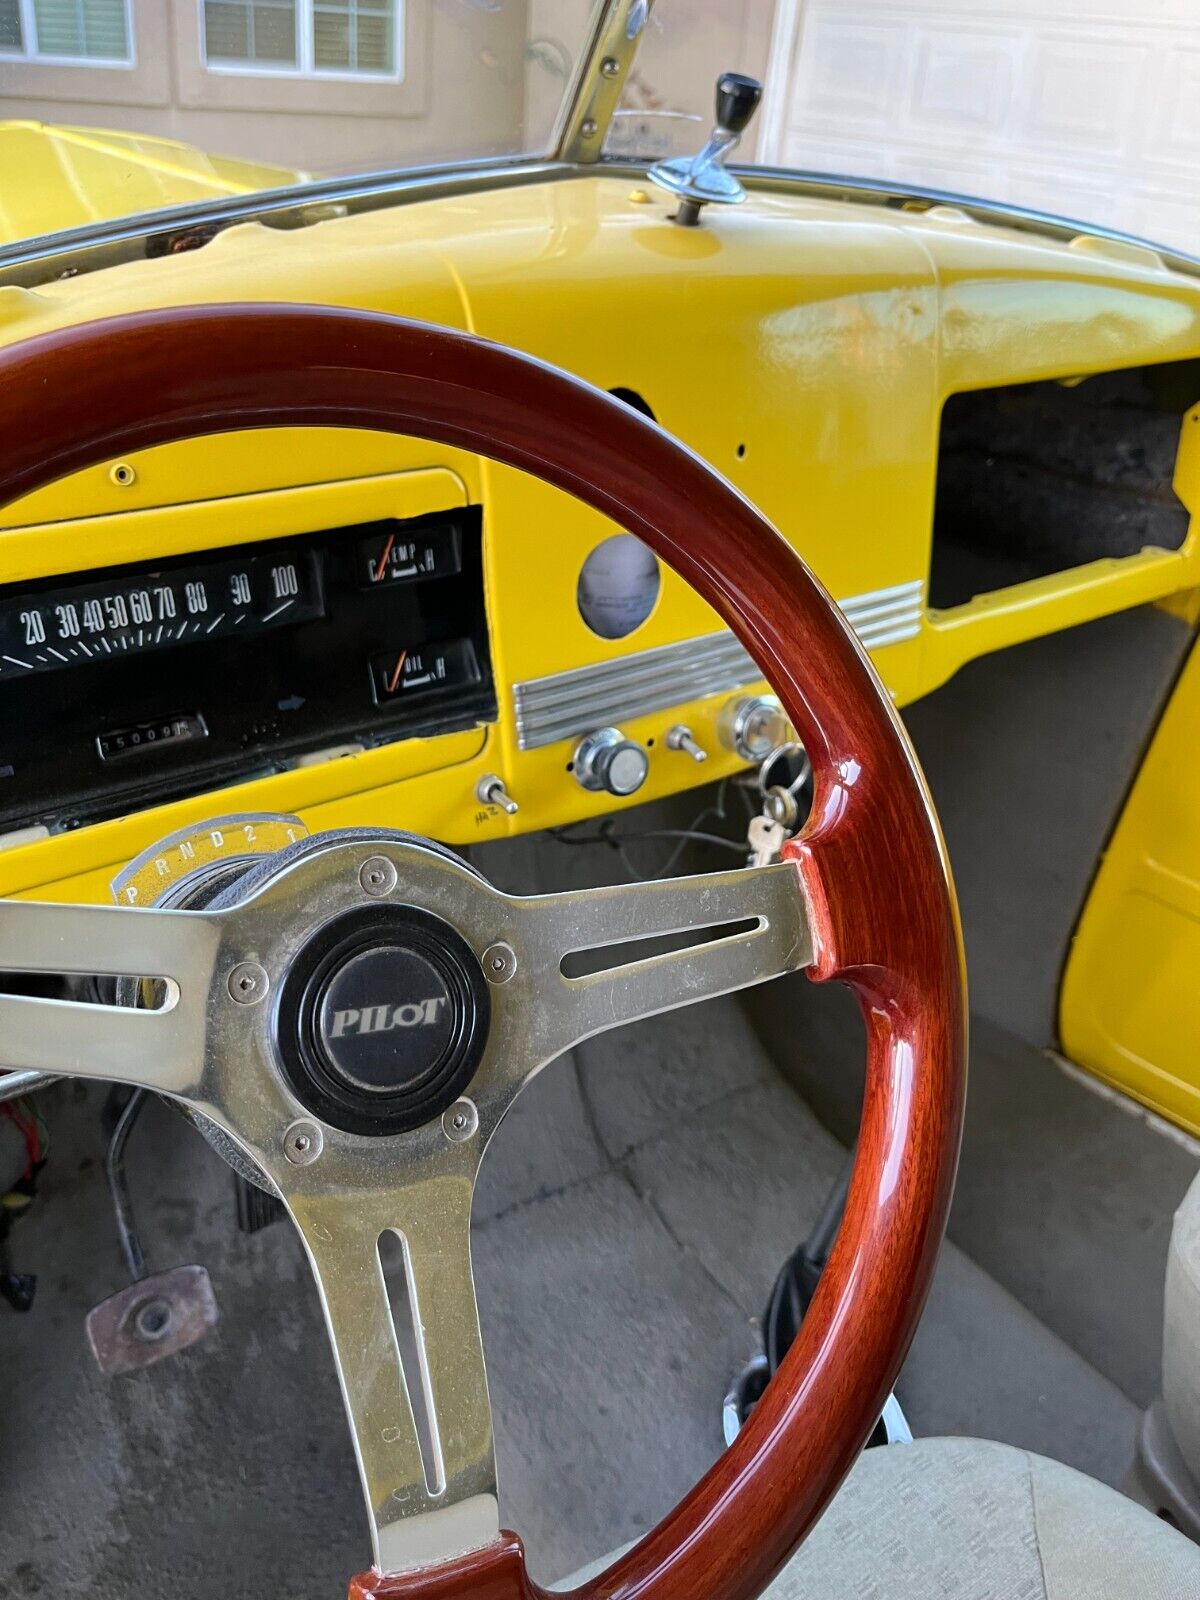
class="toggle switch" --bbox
[475,774,519,815]
[666,724,707,763]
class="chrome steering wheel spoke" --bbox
[482,861,814,1093]
[285,1168,497,1574]
[0,898,221,1096]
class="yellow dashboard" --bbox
[1,172,1199,907]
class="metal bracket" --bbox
[555,0,650,164]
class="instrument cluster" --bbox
[0,509,494,840]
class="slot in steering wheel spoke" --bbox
[288,1173,498,1575]
[487,861,813,1090]
[0,899,221,1097]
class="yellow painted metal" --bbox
[1,175,1200,916]
[1060,635,1200,1137]
[0,121,302,245]
[0,460,468,577]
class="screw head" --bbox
[442,1099,478,1143]
[283,1120,323,1166]
[359,856,398,897]
[580,117,598,138]
[482,941,517,984]
[600,55,620,77]
[227,962,269,1004]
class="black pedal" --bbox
[234,1173,285,1234]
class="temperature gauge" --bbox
[370,638,480,704]
[358,522,462,588]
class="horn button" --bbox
[275,905,491,1136]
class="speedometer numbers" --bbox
[0,548,323,680]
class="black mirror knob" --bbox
[715,72,762,137]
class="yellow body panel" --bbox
[1061,636,1200,1136]
[1,175,1199,974]
[0,121,302,244]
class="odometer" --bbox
[0,544,324,680]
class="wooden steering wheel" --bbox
[0,307,965,1600]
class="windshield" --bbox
[606,0,1200,262]
[0,0,603,246]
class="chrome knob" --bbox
[648,70,763,226]
[475,773,519,815]
[666,724,707,763]
[718,695,789,764]
[573,727,650,797]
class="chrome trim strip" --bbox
[513,580,924,750]
[599,157,1200,279]
[0,158,573,288]
[514,635,757,751]
[10,146,1196,292]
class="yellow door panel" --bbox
[1061,634,1200,1134]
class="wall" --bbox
[0,0,542,175]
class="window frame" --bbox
[199,0,403,84]
[0,0,135,68]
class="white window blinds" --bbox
[313,0,393,74]
[204,0,296,67]
[1,0,131,60]
[33,0,130,60]
[203,0,398,76]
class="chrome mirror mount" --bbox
[648,71,763,227]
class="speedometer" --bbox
[0,545,324,680]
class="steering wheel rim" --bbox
[0,305,966,1600]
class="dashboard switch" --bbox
[718,695,789,764]
[666,723,707,763]
[573,727,650,798]
[476,773,519,815]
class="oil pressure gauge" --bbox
[369,638,481,705]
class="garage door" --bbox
[760,0,1200,259]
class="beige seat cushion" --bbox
[562,1437,1200,1598]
